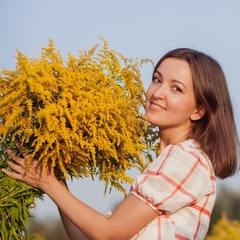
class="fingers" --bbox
[2,164,24,180]
[2,143,57,190]
[1,150,27,181]
[14,140,29,158]
[6,148,25,167]
[2,154,40,188]
[7,160,26,173]
[3,148,32,179]
[3,149,27,178]
[2,165,39,189]
[5,148,41,173]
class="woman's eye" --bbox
[172,85,182,92]
[152,77,161,83]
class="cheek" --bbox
[179,102,197,117]
[145,91,151,106]
[169,97,196,113]
[145,85,154,101]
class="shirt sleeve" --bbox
[130,142,215,215]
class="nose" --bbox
[152,84,167,99]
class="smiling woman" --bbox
[2,47,239,239]
[145,58,202,141]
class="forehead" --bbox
[156,58,193,84]
[156,58,191,74]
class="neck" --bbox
[159,127,190,152]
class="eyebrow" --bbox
[154,70,188,89]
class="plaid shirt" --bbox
[130,139,216,240]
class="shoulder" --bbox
[146,139,214,176]
[131,139,216,213]
[164,139,204,157]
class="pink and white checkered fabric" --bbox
[130,139,216,240]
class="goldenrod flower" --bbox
[0,39,158,239]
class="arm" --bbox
[58,207,90,240]
[2,148,158,240]
[57,180,90,240]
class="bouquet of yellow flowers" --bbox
[0,39,158,239]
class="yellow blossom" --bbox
[0,38,158,190]
[0,38,159,239]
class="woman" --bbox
[2,48,239,239]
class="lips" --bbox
[149,101,166,111]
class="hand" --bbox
[2,143,56,190]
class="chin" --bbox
[145,113,158,125]
[146,118,160,127]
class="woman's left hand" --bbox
[2,144,56,190]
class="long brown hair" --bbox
[154,48,239,179]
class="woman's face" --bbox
[145,57,200,133]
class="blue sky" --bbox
[1,0,240,220]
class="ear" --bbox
[190,106,206,121]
